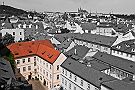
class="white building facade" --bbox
[1,28,24,41]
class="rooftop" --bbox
[93,52,135,74]
[7,40,60,64]
[61,57,116,88]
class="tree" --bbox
[2,33,15,45]
[6,53,15,73]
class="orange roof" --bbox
[37,44,60,63]
[7,40,60,64]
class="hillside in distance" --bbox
[0,5,28,16]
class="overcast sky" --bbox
[1,0,135,14]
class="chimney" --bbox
[74,49,77,55]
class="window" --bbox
[74,86,76,90]
[17,60,20,64]
[69,83,71,89]
[62,68,64,74]
[57,75,59,80]
[57,65,59,70]
[87,83,90,90]
[62,78,64,84]
[28,58,30,62]
[74,75,77,82]
[46,72,48,77]
[20,38,22,41]
[69,73,72,79]
[50,65,51,69]
[40,76,42,80]
[34,57,36,60]
[65,70,67,76]
[20,32,22,35]
[113,50,115,53]
[50,74,52,79]
[80,79,83,86]
[121,52,123,55]
[50,84,51,88]
[28,66,31,70]
[43,70,45,75]
[18,68,20,73]
[34,62,36,66]
[23,67,26,72]
[127,54,129,57]
[46,63,48,68]
[130,54,133,58]
[13,32,15,35]
[40,68,42,72]
[22,59,25,63]
[65,80,67,86]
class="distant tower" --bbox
[2,1,4,5]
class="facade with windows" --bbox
[60,57,116,90]
[0,28,24,41]
[15,56,37,80]
[7,40,67,90]
[36,53,67,90]
[111,39,135,62]
[72,33,117,54]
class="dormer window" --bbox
[132,48,135,52]
[116,45,121,49]
[125,44,130,47]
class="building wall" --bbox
[1,29,24,41]
[52,53,67,88]
[15,56,37,80]
[101,85,110,90]
[111,50,135,62]
[61,68,99,90]
[74,39,111,54]
[36,56,53,90]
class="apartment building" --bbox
[92,52,135,81]
[7,40,67,90]
[111,39,135,62]
[1,28,24,41]
[60,57,116,90]
[73,33,117,54]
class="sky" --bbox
[0,0,135,14]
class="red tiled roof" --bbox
[7,40,60,64]
[37,44,60,63]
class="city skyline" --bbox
[0,0,135,14]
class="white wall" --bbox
[53,53,67,88]
[61,68,99,90]
[1,28,24,41]
[111,50,135,62]
[15,56,37,80]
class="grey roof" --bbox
[61,57,116,88]
[102,80,135,90]
[112,39,135,55]
[2,23,14,29]
[81,22,97,31]
[74,33,117,47]
[86,60,110,71]
[93,52,135,74]
[57,38,72,49]
[0,58,15,84]
[54,34,67,43]
[64,45,90,58]
[33,33,47,40]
